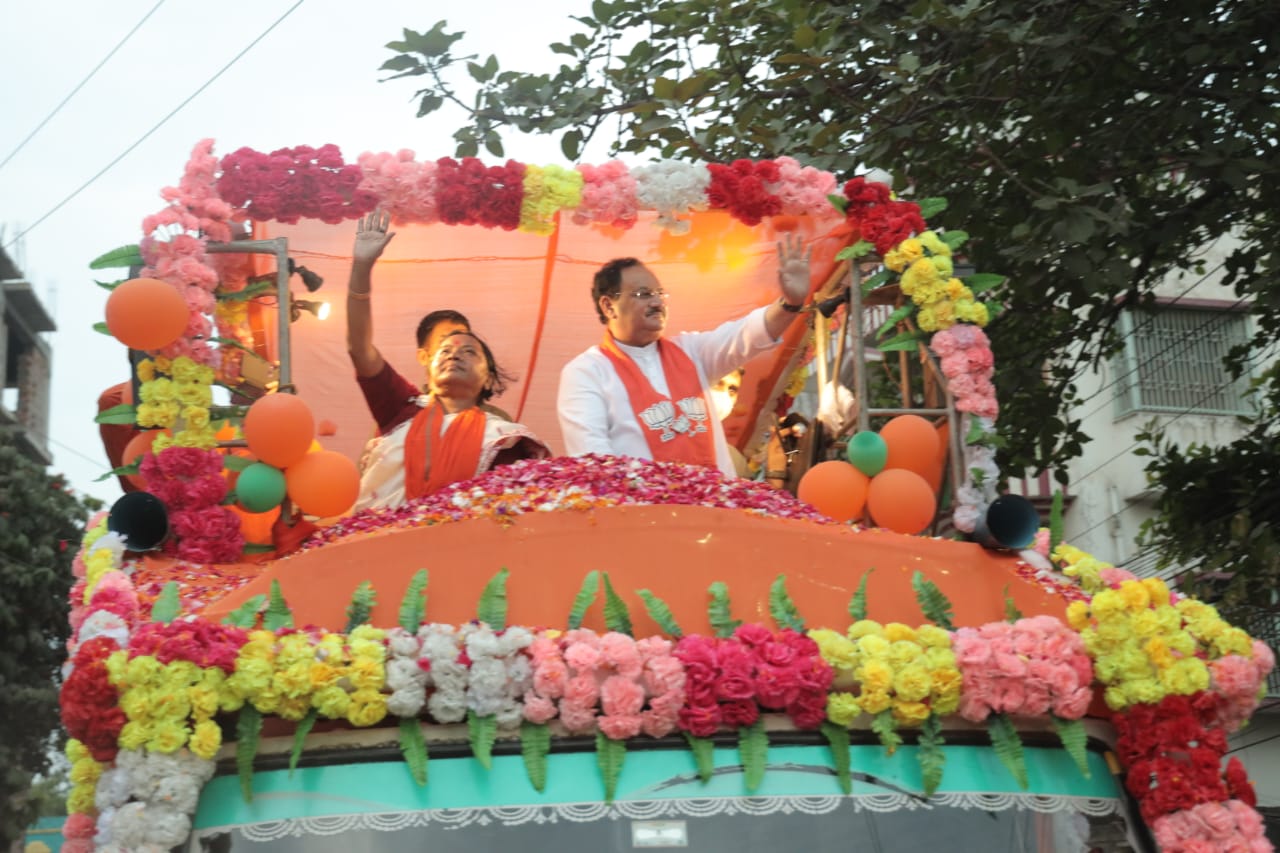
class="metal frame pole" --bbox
[205,238,292,392]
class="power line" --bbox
[0,0,168,175]
[0,0,306,252]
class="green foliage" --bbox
[399,569,428,632]
[222,594,267,628]
[0,431,96,846]
[467,710,498,770]
[237,707,263,803]
[738,720,769,792]
[567,570,600,629]
[477,568,509,629]
[601,572,633,635]
[987,714,1029,789]
[521,721,550,791]
[150,582,182,624]
[708,581,741,638]
[820,722,852,794]
[1002,585,1022,623]
[596,732,627,803]
[344,581,377,633]
[88,243,143,269]
[289,709,318,776]
[911,571,955,630]
[768,574,805,632]
[1048,489,1065,555]
[399,718,429,786]
[876,330,929,353]
[870,710,902,756]
[917,714,946,797]
[1052,716,1091,779]
[637,588,683,638]
[263,579,294,631]
[93,403,137,425]
[848,570,872,621]
[682,732,715,784]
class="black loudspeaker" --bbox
[107,492,170,551]
[972,494,1041,550]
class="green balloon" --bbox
[845,430,888,476]
[235,462,287,513]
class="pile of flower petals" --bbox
[304,455,835,549]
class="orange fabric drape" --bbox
[403,401,487,499]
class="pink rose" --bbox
[523,694,558,724]
[734,623,773,648]
[600,675,645,717]
[598,714,643,740]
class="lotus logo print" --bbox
[639,400,678,441]
[677,397,709,433]
[639,397,709,441]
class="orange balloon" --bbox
[880,415,942,480]
[796,460,869,523]
[285,450,360,518]
[243,393,315,468]
[105,278,189,351]
[922,422,950,494]
[230,504,280,546]
[867,469,937,535]
[120,429,170,489]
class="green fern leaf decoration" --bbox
[221,594,267,628]
[769,574,806,632]
[917,713,947,797]
[398,717,429,785]
[739,720,769,792]
[910,571,955,630]
[849,569,873,622]
[236,707,263,803]
[820,722,852,794]
[708,581,741,638]
[596,732,627,803]
[263,580,294,631]
[567,570,600,629]
[467,710,498,770]
[1002,585,1023,623]
[682,732,715,784]
[637,589,683,638]
[1053,716,1091,779]
[871,710,903,755]
[988,714,1029,788]
[88,243,143,270]
[521,721,551,791]
[399,569,428,632]
[1049,489,1065,554]
[477,568,509,630]
[344,581,377,633]
[288,709,318,776]
[601,572,633,636]
[150,582,181,624]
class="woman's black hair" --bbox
[433,330,515,403]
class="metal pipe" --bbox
[852,262,869,433]
[205,238,292,392]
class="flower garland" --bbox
[356,149,440,224]
[770,156,838,217]
[841,176,926,256]
[706,159,783,226]
[139,447,243,564]
[519,164,584,235]
[632,159,711,235]
[434,156,526,229]
[573,161,638,228]
[216,144,377,224]
[952,615,1094,721]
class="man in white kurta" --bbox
[557,239,813,478]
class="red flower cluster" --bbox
[841,176,926,255]
[217,144,378,224]
[140,448,244,563]
[674,623,833,736]
[434,157,526,229]
[706,159,783,226]
[1114,693,1258,823]
[127,619,248,674]
[60,637,126,762]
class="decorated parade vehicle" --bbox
[60,141,1275,852]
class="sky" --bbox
[0,0,593,505]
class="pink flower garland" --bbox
[217,144,378,224]
[952,615,1094,721]
[127,619,248,674]
[931,324,998,419]
[573,161,639,228]
[356,150,440,224]
[1150,799,1271,852]
[770,156,838,217]
[139,448,243,563]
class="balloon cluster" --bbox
[796,415,942,535]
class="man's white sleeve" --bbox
[677,306,777,383]
[557,354,617,456]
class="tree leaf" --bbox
[221,594,266,628]
[344,581,377,633]
[682,732,715,784]
[399,569,428,632]
[1053,716,1090,779]
[399,717,429,786]
[93,404,137,425]
[263,579,294,631]
[939,229,969,250]
[567,570,600,629]
[237,707,263,803]
[289,709,318,776]
[477,568,509,629]
[768,573,805,632]
[149,582,181,624]
[911,571,955,630]
[1002,585,1023,622]
[596,731,627,803]
[870,709,902,755]
[917,713,946,797]
[637,588,682,638]
[521,721,551,791]
[739,720,769,792]
[848,569,873,621]
[601,572,633,635]
[820,722,852,794]
[988,714,1028,788]
[88,244,143,270]
[467,710,498,770]
[708,581,741,638]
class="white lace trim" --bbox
[203,793,1121,842]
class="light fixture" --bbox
[290,298,330,322]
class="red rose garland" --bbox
[706,159,783,226]
[434,156,526,229]
[60,637,127,762]
[841,176,927,255]
[216,144,377,224]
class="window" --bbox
[1112,306,1252,419]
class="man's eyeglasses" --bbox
[626,288,669,302]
